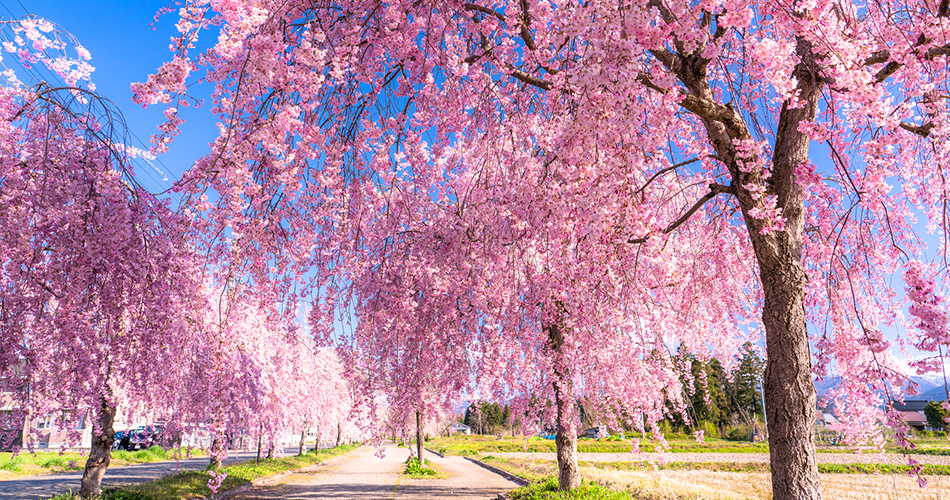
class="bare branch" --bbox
[628,182,735,244]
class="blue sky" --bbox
[22,0,219,198]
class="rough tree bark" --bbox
[654,34,824,500]
[544,305,581,491]
[209,434,224,471]
[416,409,424,463]
[335,422,341,447]
[748,39,823,500]
[299,424,308,455]
[255,423,263,465]
[78,400,116,498]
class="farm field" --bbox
[430,434,950,457]
[430,435,770,455]
[482,456,950,500]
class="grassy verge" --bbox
[48,444,360,500]
[430,435,771,456]
[432,434,950,456]
[507,477,632,500]
[0,446,206,478]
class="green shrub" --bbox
[726,425,752,441]
[699,420,719,439]
[41,456,68,468]
[404,457,437,476]
[0,458,21,472]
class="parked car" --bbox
[112,430,129,450]
[580,426,609,439]
[128,424,165,450]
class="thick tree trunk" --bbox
[673,35,824,500]
[753,39,823,500]
[545,306,581,491]
[266,439,274,460]
[79,400,116,498]
[209,434,223,471]
[416,410,424,463]
[299,424,308,455]
[336,422,341,447]
[256,423,263,465]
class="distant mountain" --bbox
[813,376,841,398]
[918,384,949,402]
[812,375,947,401]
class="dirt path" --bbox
[229,445,518,500]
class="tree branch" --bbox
[635,158,700,199]
[463,3,505,21]
[510,68,552,90]
[867,42,950,84]
[628,182,735,243]
[900,121,935,137]
[519,0,537,51]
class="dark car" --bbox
[128,424,165,450]
[112,430,129,450]
[580,426,608,439]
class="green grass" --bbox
[49,487,151,500]
[0,447,206,478]
[403,457,444,478]
[429,435,771,456]
[480,455,554,483]
[47,444,360,500]
[432,434,950,457]
[507,477,632,500]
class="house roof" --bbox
[450,423,471,429]
[900,411,927,425]
[820,413,839,424]
[892,400,931,412]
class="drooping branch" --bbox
[628,182,735,244]
[634,157,700,200]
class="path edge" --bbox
[462,456,529,487]
[209,450,354,500]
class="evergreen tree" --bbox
[732,343,765,420]
[925,401,948,431]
